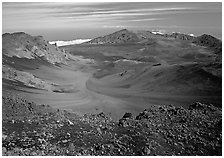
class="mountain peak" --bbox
[115,29,129,32]
[199,34,221,41]
[86,29,139,44]
[193,34,221,47]
[192,34,222,61]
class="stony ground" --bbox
[2,95,222,156]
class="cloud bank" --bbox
[49,39,91,46]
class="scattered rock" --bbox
[142,146,151,155]
[96,127,102,135]
[2,147,7,155]
[2,96,222,156]
[67,119,74,125]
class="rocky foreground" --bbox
[2,95,222,156]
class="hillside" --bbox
[2,32,69,64]
[2,32,75,91]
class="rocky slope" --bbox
[2,32,69,64]
[2,32,74,91]
[2,95,222,156]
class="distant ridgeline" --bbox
[2,30,221,65]
[85,29,221,60]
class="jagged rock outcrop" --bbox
[2,32,69,64]
[169,32,196,41]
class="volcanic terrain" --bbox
[2,29,222,156]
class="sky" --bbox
[2,2,222,41]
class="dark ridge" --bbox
[193,34,222,49]
[2,32,31,39]
[169,32,196,41]
[192,34,222,62]
[3,32,38,37]
[12,32,28,35]
[2,33,11,36]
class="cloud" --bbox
[188,33,195,37]
[151,29,167,35]
[103,25,130,28]
[127,18,163,22]
[49,39,92,46]
[3,2,195,22]
[2,2,221,40]
[43,6,196,21]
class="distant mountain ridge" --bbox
[85,29,221,50]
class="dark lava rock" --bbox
[141,146,151,155]
[189,102,206,110]
[118,119,128,127]
[122,113,133,119]
[136,109,150,120]
[97,112,106,118]
[2,95,222,156]
[188,102,218,112]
